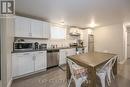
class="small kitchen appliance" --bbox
[34,42,39,50]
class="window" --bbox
[51,25,66,39]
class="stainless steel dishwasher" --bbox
[47,49,59,68]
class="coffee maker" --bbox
[34,42,39,50]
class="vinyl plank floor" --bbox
[11,59,130,87]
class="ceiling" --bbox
[15,0,130,28]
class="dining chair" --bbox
[96,57,117,87]
[106,56,117,85]
[67,58,88,87]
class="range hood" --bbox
[69,32,80,36]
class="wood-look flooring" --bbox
[11,59,130,87]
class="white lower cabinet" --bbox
[66,48,76,56]
[59,48,76,65]
[59,50,67,65]
[34,51,47,71]
[12,51,47,78]
[18,53,34,76]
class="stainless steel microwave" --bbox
[13,42,34,51]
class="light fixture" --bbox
[60,21,65,25]
[88,18,99,28]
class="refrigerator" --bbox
[88,34,94,52]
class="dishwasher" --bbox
[47,49,59,68]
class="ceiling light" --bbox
[88,19,99,28]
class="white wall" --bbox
[1,16,14,87]
[94,24,125,63]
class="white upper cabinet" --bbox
[43,22,50,38]
[15,16,31,37]
[15,16,50,39]
[31,20,43,38]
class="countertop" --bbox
[47,47,75,51]
[12,46,87,53]
[12,49,46,53]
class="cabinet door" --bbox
[12,52,34,77]
[59,50,67,65]
[18,52,34,76]
[34,51,47,71]
[43,51,47,69]
[15,16,31,37]
[12,54,19,77]
[43,22,50,38]
[31,20,43,38]
[67,48,76,56]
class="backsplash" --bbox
[14,38,76,48]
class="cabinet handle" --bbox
[29,33,32,36]
[33,56,36,61]
[23,53,29,55]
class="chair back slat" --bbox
[67,59,77,77]
[99,56,117,72]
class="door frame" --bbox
[126,25,130,59]
[122,23,130,63]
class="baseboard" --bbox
[119,59,127,64]
[13,69,47,80]
[7,79,12,87]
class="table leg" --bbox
[88,67,96,87]
[66,62,71,83]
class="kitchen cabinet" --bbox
[34,51,47,71]
[12,51,47,78]
[12,54,19,77]
[18,52,34,76]
[31,20,43,38]
[15,16,31,37]
[59,48,76,65]
[43,22,50,38]
[59,50,67,65]
[15,16,50,39]
[66,48,76,56]
[12,52,34,77]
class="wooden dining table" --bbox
[67,52,117,87]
